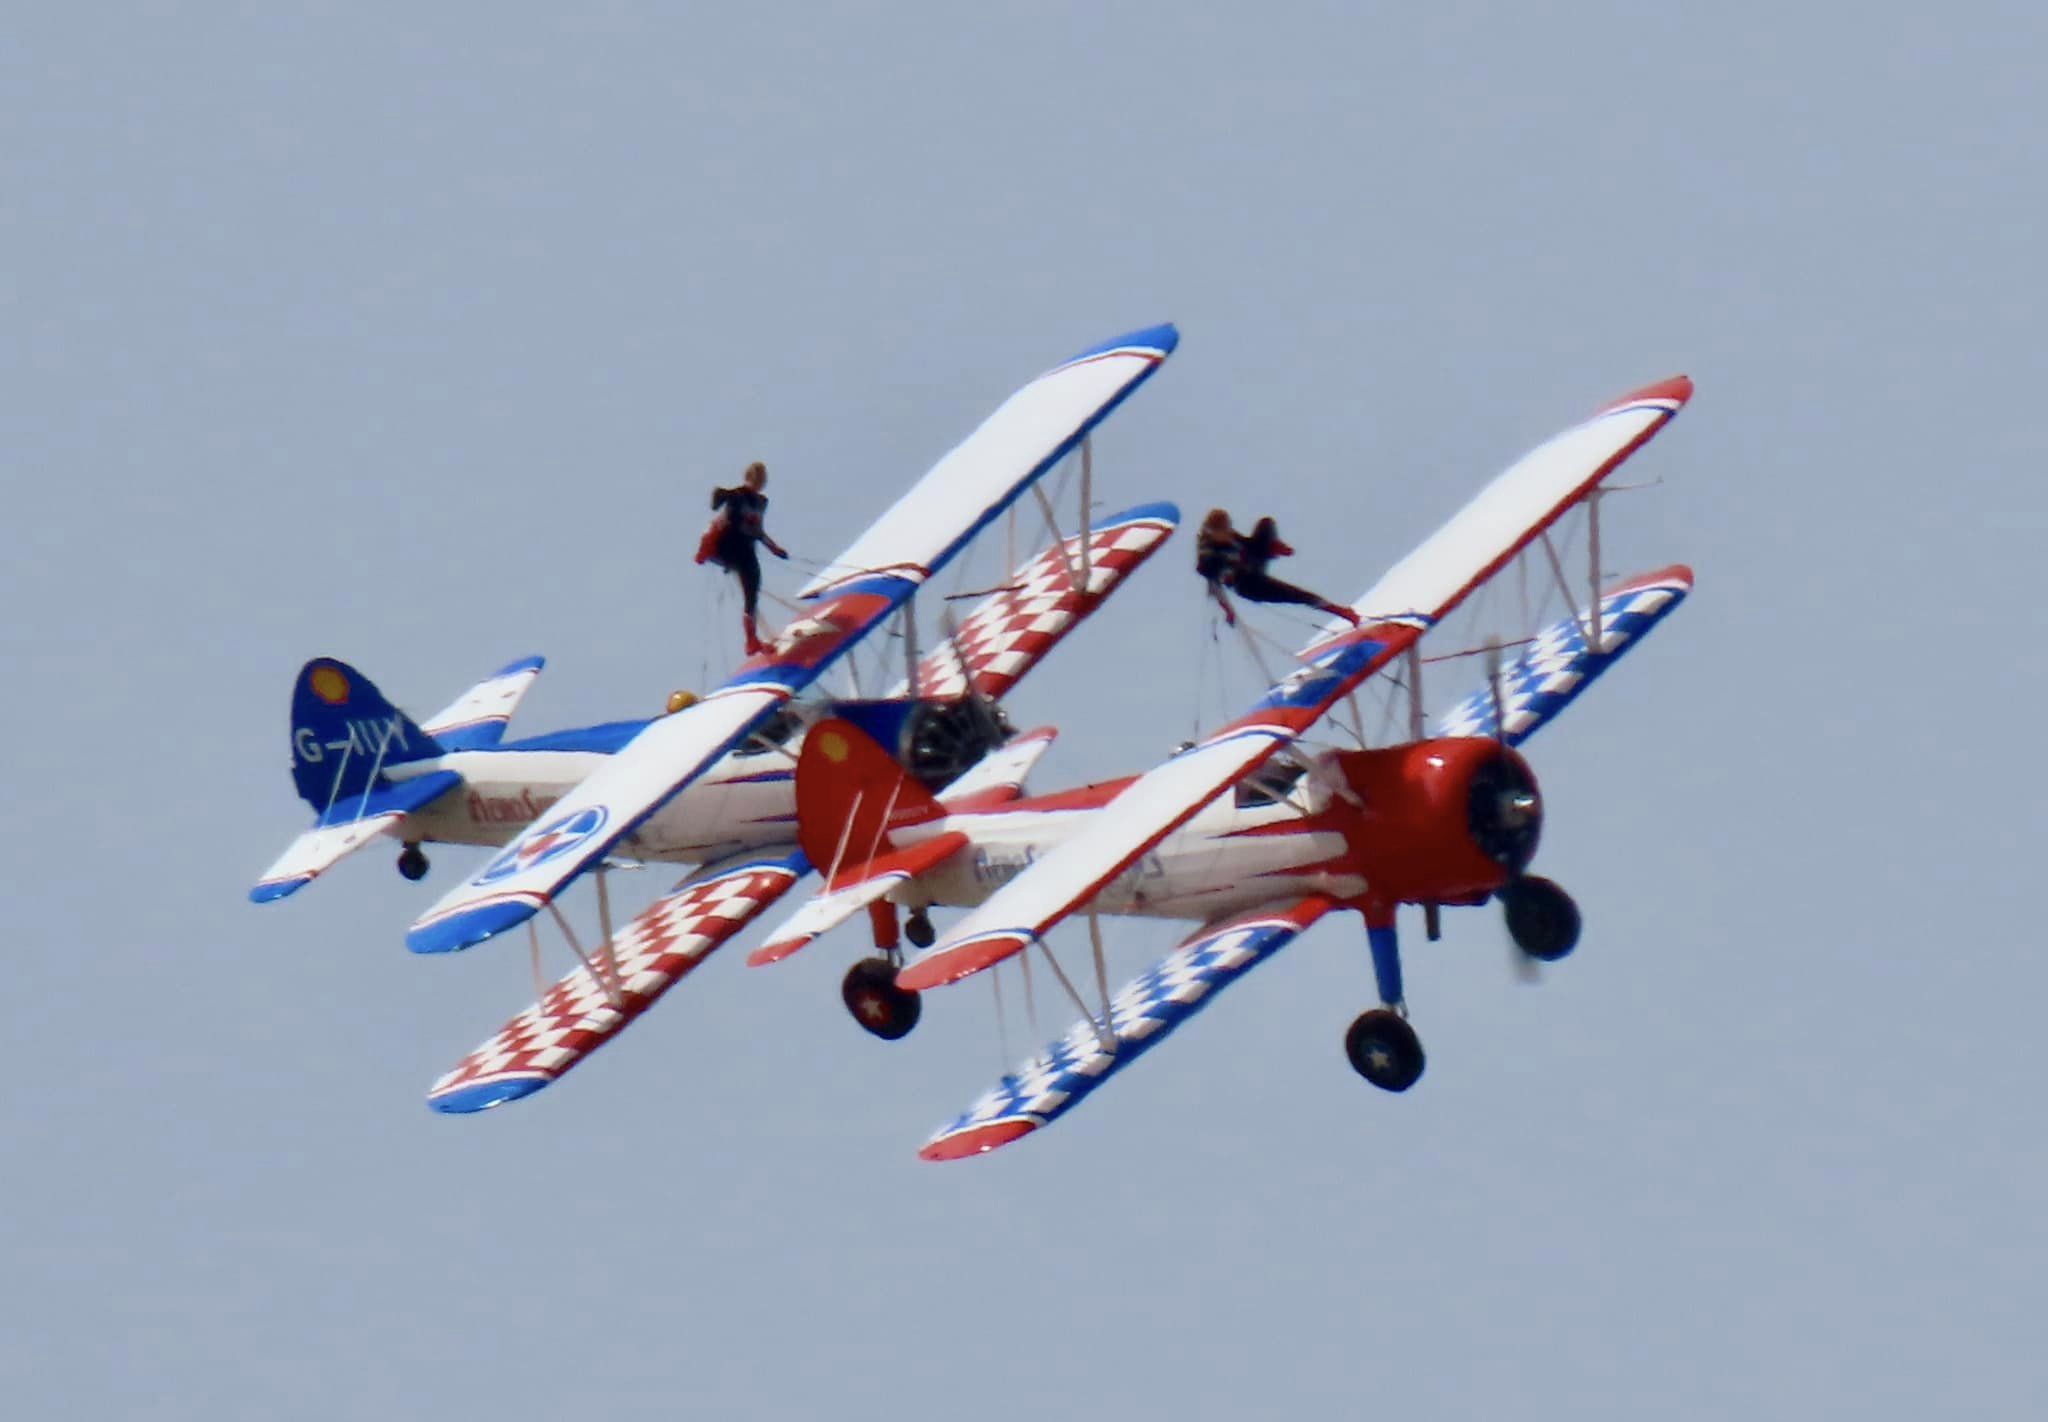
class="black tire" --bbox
[842,957,922,1041]
[1345,1009,1425,1092]
[1501,875,1581,962]
[904,910,936,949]
[396,844,430,881]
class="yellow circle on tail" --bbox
[819,731,848,763]
[310,666,350,705]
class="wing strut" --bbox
[1538,528,1593,645]
[1079,436,1093,588]
[547,900,624,1009]
[1031,482,1084,592]
[1036,938,1114,1054]
[1587,491,1604,650]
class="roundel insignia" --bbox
[473,805,612,885]
[309,665,350,705]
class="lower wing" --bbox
[893,502,1178,702]
[427,846,809,1113]
[1432,566,1692,746]
[919,895,1336,1160]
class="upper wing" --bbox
[798,328,1178,598]
[1434,566,1693,746]
[427,847,809,1112]
[422,656,545,750]
[899,376,1691,991]
[1311,378,1692,643]
[250,770,462,904]
[920,896,1337,1160]
[891,502,1179,702]
[407,325,1179,956]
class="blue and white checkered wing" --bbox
[1434,566,1692,747]
[919,896,1336,1160]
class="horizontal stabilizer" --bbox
[748,832,967,966]
[423,656,545,750]
[428,848,808,1113]
[251,770,462,903]
[935,727,1057,811]
[920,896,1336,1160]
[1434,567,1693,746]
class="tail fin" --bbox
[289,658,443,812]
[795,718,945,877]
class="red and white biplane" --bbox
[754,376,1698,1157]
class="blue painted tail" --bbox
[289,658,443,812]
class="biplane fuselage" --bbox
[393,739,801,864]
[857,735,1538,930]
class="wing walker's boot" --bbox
[743,613,766,656]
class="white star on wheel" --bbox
[1366,1046,1393,1071]
[857,994,892,1025]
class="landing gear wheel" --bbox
[842,957,922,1041]
[1500,875,1581,962]
[904,909,936,950]
[396,844,429,881]
[1345,1009,1425,1092]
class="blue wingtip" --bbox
[407,898,538,955]
[1063,323,1179,366]
[248,877,309,904]
[429,1076,549,1113]
[1102,499,1182,528]
[490,655,546,678]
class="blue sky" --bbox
[5,6,2042,1417]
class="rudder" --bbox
[289,658,442,812]
[794,718,945,876]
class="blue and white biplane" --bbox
[253,326,1183,1112]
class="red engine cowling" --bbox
[1330,738,1543,905]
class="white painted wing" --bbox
[1314,378,1693,643]
[407,686,785,953]
[428,849,808,1112]
[899,376,1691,991]
[798,328,1178,598]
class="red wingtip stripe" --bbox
[920,1119,1037,1161]
[1606,563,1695,596]
[1601,374,1693,414]
[896,933,1031,992]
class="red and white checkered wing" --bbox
[898,502,1177,702]
[427,848,807,1112]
